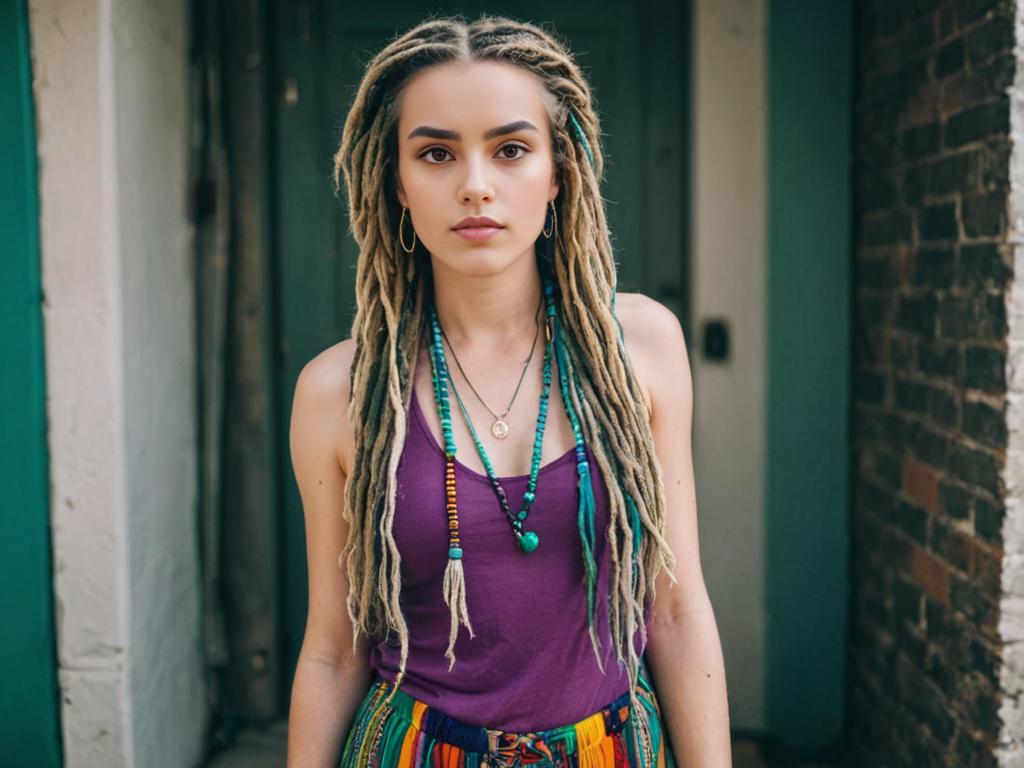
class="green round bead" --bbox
[519,531,539,553]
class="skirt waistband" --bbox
[370,668,652,759]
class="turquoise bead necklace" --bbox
[443,295,555,554]
[426,277,557,554]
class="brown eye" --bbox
[420,147,453,164]
[498,144,527,160]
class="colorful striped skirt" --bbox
[338,664,677,767]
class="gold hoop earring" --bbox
[399,206,417,253]
[542,200,557,239]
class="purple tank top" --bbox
[369,381,652,731]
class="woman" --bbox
[287,14,731,768]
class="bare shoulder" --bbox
[288,337,374,670]
[290,337,357,478]
[614,292,691,425]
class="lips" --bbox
[453,216,503,230]
[453,216,504,242]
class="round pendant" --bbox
[519,530,539,553]
[491,419,509,439]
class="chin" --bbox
[432,251,521,278]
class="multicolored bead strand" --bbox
[425,317,475,670]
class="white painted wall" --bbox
[998,4,1024,762]
[29,0,206,765]
[691,0,767,730]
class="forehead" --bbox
[397,60,551,136]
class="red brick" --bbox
[969,539,1002,600]
[905,457,940,511]
[913,546,951,605]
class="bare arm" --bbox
[621,294,732,766]
[287,340,374,768]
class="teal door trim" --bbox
[0,0,63,764]
[765,0,852,751]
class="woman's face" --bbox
[394,59,560,277]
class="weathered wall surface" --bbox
[29,0,206,764]
[691,0,768,730]
[850,0,1015,765]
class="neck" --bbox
[428,254,545,350]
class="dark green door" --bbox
[271,0,690,695]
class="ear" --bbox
[395,168,409,209]
[548,174,559,203]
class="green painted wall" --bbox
[0,0,62,764]
[765,0,851,751]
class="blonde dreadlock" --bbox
[332,12,678,715]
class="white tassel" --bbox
[442,556,475,670]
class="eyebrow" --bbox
[406,120,539,141]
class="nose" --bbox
[458,152,494,204]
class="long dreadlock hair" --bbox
[332,13,678,710]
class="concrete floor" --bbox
[205,722,287,768]
[203,724,846,767]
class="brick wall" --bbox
[850,0,1016,765]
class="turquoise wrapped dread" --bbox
[567,110,595,173]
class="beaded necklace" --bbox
[425,273,602,669]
